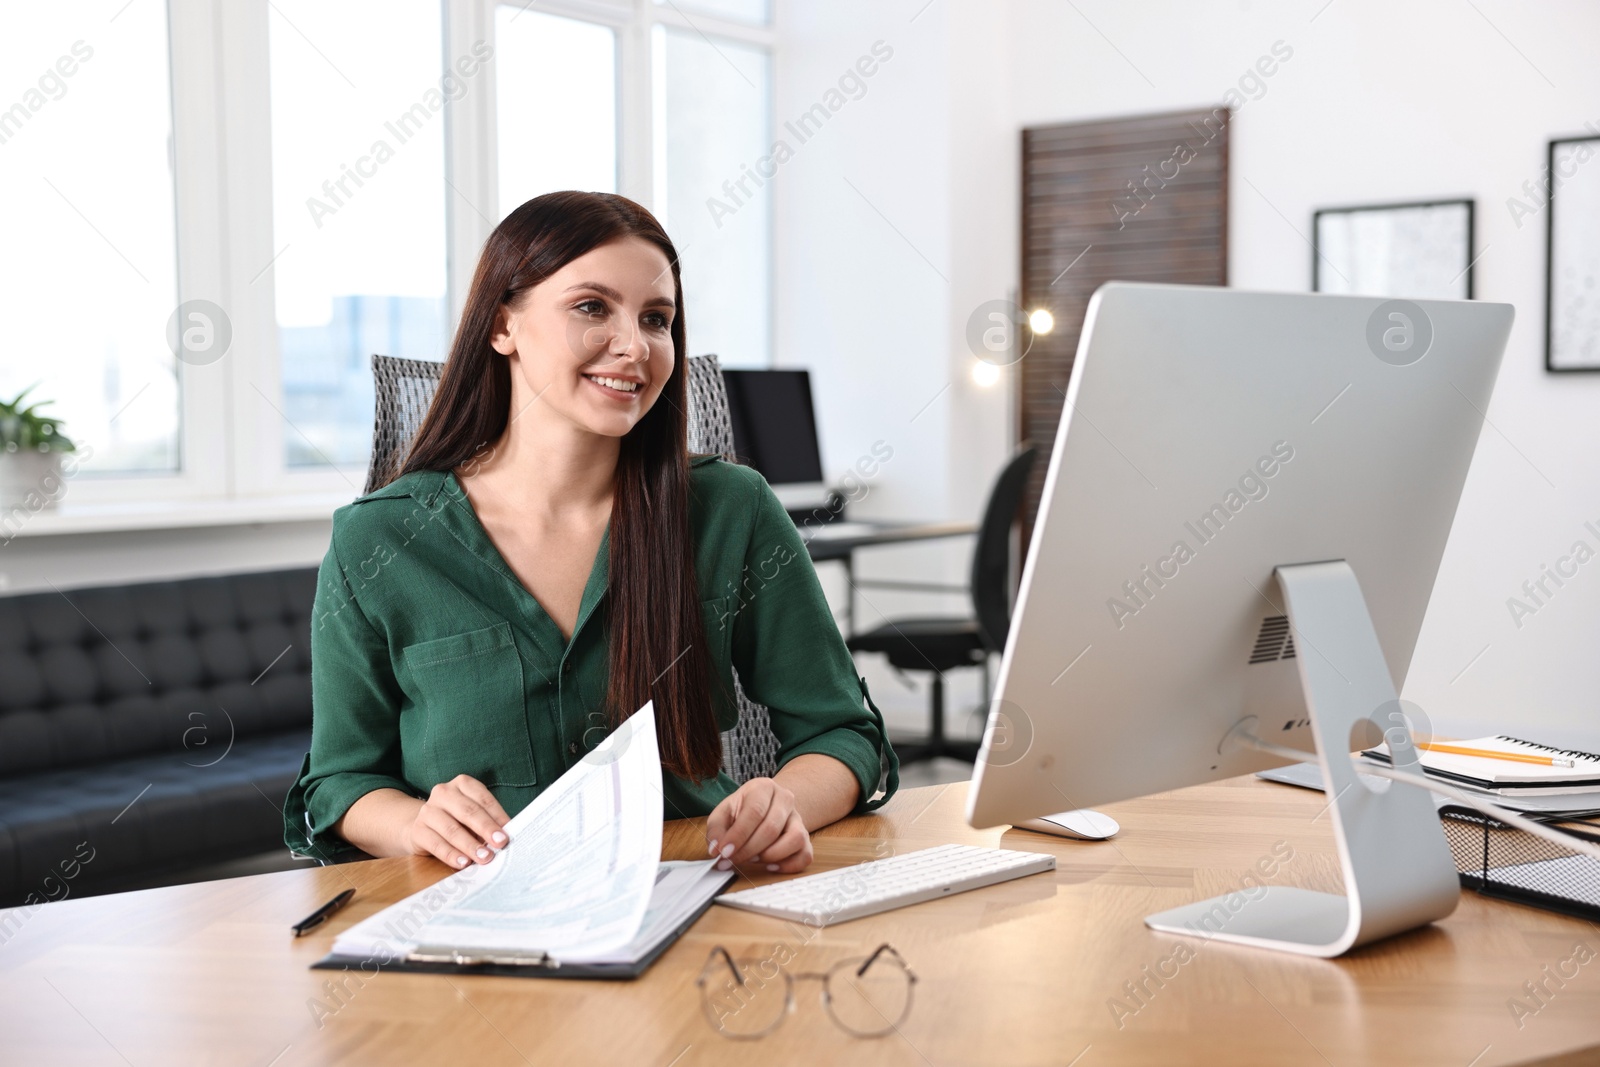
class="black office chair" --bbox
[845,446,1039,765]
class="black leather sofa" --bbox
[0,566,317,908]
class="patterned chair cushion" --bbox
[367,354,446,495]
[685,355,781,783]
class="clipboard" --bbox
[306,709,723,980]
[308,874,726,980]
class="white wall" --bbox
[774,0,954,519]
[0,522,331,595]
[780,0,1600,748]
[774,0,987,734]
[999,0,1600,748]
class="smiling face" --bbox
[489,236,677,439]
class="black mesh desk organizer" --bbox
[1440,806,1600,923]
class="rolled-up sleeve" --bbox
[282,536,413,860]
[728,475,899,813]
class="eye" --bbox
[643,310,671,330]
[574,298,607,318]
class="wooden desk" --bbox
[3,777,1598,1066]
[800,520,978,564]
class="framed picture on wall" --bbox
[1312,199,1475,300]
[1547,135,1600,372]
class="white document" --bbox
[332,703,663,963]
[579,860,733,966]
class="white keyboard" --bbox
[715,844,1056,925]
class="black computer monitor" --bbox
[719,369,825,486]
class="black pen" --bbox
[292,888,355,937]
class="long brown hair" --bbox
[389,190,723,782]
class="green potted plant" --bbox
[0,384,78,511]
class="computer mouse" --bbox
[1015,809,1120,840]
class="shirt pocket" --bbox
[402,620,537,788]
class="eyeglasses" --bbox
[695,942,917,1039]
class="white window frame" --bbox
[465,0,775,328]
[646,2,777,367]
[58,0,230,507]
[224,0,457,500]
[45,0,774,522]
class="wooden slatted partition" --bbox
[1018,108,1231,553]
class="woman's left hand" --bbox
[705,777,814,874]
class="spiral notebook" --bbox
[1361,735,1600,795]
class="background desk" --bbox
[801,520,976,635]
[3,777,1598,1066]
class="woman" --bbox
[283,191,897,876]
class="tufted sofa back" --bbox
[0,566,317,777]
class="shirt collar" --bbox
[356,467,450,507]
[419,468,454,508]
[382,466,614,652]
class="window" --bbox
[493,0,774,365]
[0,1,180,473]
[495,8,618,219]
[9,0,777,518]
[655,0,770,26]
[267,0,450,468]
[653,24,772,366]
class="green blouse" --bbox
[282,454,899,861]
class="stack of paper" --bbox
[320,703,731,975]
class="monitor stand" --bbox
[1143,560,1460,958]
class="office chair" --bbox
[363,352,782,786]
[367,354,446,494]
[845,446,1039,765]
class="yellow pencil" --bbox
[1416,742,1576,768]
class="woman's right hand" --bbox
[400,774,513,868]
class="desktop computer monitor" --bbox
[720,369,830,510]
[966,282,1514,956]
